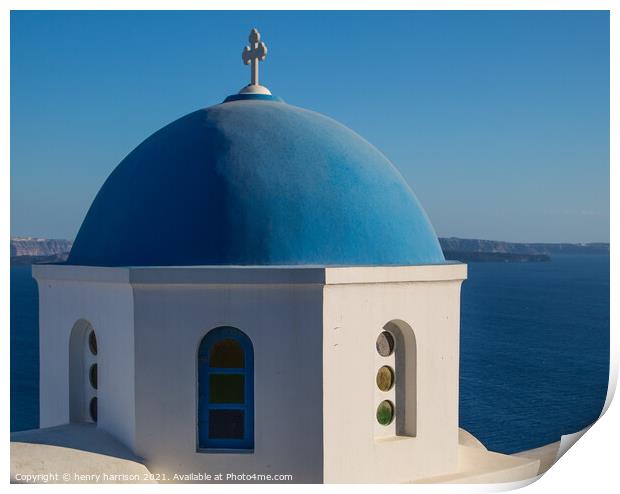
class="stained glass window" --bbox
[198,327,254,450]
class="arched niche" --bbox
[383,319,417,437]
[69,319,98,423]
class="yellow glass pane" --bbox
[376,365,394,391]
[209,339,244,368]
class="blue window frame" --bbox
[197,327,254,450]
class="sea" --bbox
[9,254,610,454]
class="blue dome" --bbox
[68,94,444,267]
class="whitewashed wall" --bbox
[130,273,325,483]
[33,264,466,483]
[33,265,136,450]
[322,265,466,483]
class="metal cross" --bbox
[242,28,268,86]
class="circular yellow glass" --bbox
[376,365,394,391]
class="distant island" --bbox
[439,237,609,262]
[441,250,551,263]
[9,236,610,265]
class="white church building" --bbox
[11,30,556,484]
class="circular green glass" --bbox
[376,365,394,391]
[376,331,394,357]
[376,400,394,426]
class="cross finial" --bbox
[239,28,270,95]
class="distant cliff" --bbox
[439,237,609,256]
[10,237,73,257]
[441,250,550,263]
[439,237,609,262]
[10,238,72,265]
[10,236,609,265]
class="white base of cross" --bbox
[239,84,272,95]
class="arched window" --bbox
[69,319,98,424]
[197,327,254,450]
[374,320,417,438]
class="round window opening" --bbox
[376,331,394,357]
[88,331,98,356]
[89,397,98,423]
[89,364,98,390]
[376,365,394,391]
[376,400,394,426]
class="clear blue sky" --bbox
[10,10,609,243]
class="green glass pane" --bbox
[376,400,394,426]
[209,374,244,404]
[209,339,244,368]
[376,365,394,392]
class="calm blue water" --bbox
[460,255,609,453]
[10,255,610,453]
[10,265,39,433]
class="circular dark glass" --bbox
[376,365,394,391]
[88,331,98,355]
[376,400,394,426]
[89,364,98,390]
[89,397,98,423]
[376,331,394,357]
